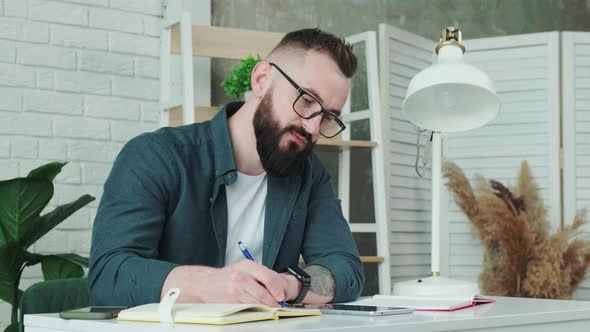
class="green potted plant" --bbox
[221,55,262,100]
[0,162,95,332]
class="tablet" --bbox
[315,304,414,316]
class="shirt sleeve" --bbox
[88,133,179,306]
[300,153,365,302]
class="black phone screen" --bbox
[328,304,408,311]
[72,306,126,313]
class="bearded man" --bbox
[89,28,364,307]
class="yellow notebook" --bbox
[117,303,321,325]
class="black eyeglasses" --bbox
[269,62,346,138]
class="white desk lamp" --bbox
[393,27,500,296]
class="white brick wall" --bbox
[89,7,143,34]
[4,0,28,17]
[0,41,16,63]
[0,0,162,327]
[0,17,49,43]
[0,87,23,111]
[29,0,89,26]
[18,44,77,69]
[51,25,109,51]
[24,90,84,114]
[0,63,36,87]
[80,50,135,76]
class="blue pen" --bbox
[237,241,287,308]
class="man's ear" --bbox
[251,60,272,98]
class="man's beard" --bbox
[253,92,314,177]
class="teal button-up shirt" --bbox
[88,102,364,306]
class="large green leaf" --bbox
[0,219,6,246]
[0,243,35,305]
[0,162,93,331]
[27,162,66,182]
[51,253,89,267]
[20,194,95,249]
[41,255,84,281]
[0,178,53,247]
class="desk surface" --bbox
[24,296,590,332]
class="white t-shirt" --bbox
[224,171,267,265]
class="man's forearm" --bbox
[305,265,335,296]
[302,265,335,303]
[161,265,215,302]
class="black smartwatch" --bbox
[286,265,311,304]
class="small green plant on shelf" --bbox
[221,55,262,98]
[0,162,95,332]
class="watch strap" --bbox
[287,266,311,304]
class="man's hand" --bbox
[279,273,302,302]
[161,260,290,307]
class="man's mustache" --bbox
[281,126,312,146]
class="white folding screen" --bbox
[378,24,436,286]
[380,25,562,289]
[562,31,590,300]
[441,32,562,282]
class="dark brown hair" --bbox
[270,28,357,78]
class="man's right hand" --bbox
[160,260,289,307]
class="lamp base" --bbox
[393,276,480,297]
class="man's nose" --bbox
[301,114,322,136]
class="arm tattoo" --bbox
[304,265,335,297]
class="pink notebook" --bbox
[353,295,495,311]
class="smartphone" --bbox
[316,304,414,316]
[59,306,127,320]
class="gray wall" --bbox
[211,0,589,105]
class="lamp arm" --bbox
[431,132,442,276]
[414,128,431,177]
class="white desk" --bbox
[24,296,590,332]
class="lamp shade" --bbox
[402,43,500,132]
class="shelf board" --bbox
[170,24,285,60]
[167,106,376,149]
[360,256,385,263]
[299,256,384,264]
[168,106,219,127]
[316,138,377,150]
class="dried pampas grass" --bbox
[443,161,590,299]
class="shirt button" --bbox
[209,197,213,203]
[215,170,220,176]
[293,212,298,219]
[228,172,235,178]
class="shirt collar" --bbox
[210,101,243,179]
